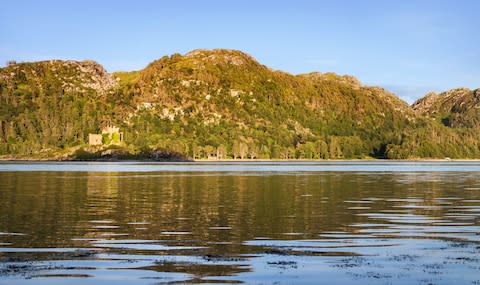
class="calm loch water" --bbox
[0,161,479,284]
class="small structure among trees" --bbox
[88,134,102,146]
[88,125,123,146]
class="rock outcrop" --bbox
[413,88,480,127]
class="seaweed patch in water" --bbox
[266,261,298,269]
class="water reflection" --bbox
[0,167,479,284]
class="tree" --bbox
[248,143,258,159]
[259,145,271,159]
[329,137,342,158]
[232,141,240,159]
[239,142,248,159]
[315,139,329,159]
[217,144,226,159]
[298,141,316,159]
[204,145,216,159]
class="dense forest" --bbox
[0,49,479,160]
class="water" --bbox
[0,161,479,284]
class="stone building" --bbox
[88,125,124,145]
[88,134,103,145]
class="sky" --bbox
[0,0,478,103]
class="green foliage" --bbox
[102,133,111,145]
[111,132,120,144]
[1,50,479,160]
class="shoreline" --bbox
[1,158,480,162]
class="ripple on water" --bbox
[386,198,424,203]
[89,220,115,224]
[348,206,371,210]
[0,261,192,284]
[319,234,374,239]
[209,227,232,230]
[445,214,477,220]
[89,239,206,251]
[161,231,192,235]
[99,233,129,237]
[344,200,373,204]
[92,225,120,229]
[358,213,447,224]
[244,238,401,257]
[0,232,26,236]
[92,243,206,251]
[91,239,162,244]
[393,204,446,210]
[0,247,100,253]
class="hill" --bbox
[0,60,119,156]
[383,87,480,159]
[412,88,480,128]
[116,49,417,159]
[0,49,479,159]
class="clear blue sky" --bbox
[1,0,478,103]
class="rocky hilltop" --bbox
[413,88,480,128]
[0,60,117,95]
[0,49,479,159]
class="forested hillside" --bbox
[0,60,119,155]
[0,49,479,159]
